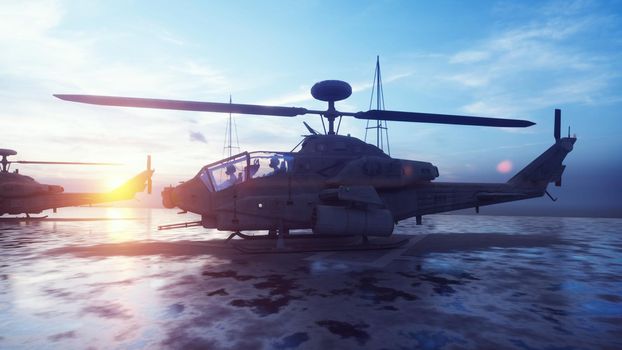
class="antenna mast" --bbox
[223,95,240,157]
[364,56,390,155]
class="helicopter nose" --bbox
[161,186,176,208]
[161,177,211,214]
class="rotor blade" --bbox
[354,110,535,128]
[54,94,315,117]
[13,161,122,166]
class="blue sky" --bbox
[1,0,621,216]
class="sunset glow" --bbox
[496,160,513,174]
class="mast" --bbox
[364,56,390,155]
[223,95,240,157]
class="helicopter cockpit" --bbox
[199,152,292,192]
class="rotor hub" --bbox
[0,149,16,172]
[0,149,17,157]
[311,80,352,102]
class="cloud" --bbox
[437,3,622,116]
[385,71,414,83]
[260,88,312,106]
[0,1,240,180]
[0,0,62,40]
[258,70,414,109]
[189,131,207,144]
[0,2,233,98]
[449,51,490,64]
[350,71,413,94]
[444,73,489,88]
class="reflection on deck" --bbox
[1,208,621,349]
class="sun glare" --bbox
[105,207,134,219]
[103,175,127,191]
[105,208,136,242]
[104,177,126,191]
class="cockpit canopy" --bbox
[199,152,292,192]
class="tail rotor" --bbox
[551,109,576,187]
[146,155,153,194]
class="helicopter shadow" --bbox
[43,232,566,259]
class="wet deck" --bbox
[1,208,621,349]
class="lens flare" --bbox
[104,175,127,191]
[496,160,513,174]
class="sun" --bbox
[104,176,126,191]
[496,160,513,174]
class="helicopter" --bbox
[0,149,154,218]
[55,79,576,241]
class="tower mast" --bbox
[223,95,240,157]
[364,56,390,155]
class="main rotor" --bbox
[0,148,120,173]
[55,79,535,135]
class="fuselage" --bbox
[163,133,573,235]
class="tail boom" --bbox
[385,130,576,220]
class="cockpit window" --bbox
[199,152,292,192]
[248,152,291,178]
[200,153,248,192]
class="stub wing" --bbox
[319,186,384,206]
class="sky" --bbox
[1,0,621,217]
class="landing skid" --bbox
[229,233,410,254]
[225,231,356,241]
[226,231,272,241]
[0,215,48,222]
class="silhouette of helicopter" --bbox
[0,149,154,218]
[56,80,576,241]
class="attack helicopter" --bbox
[55,80,576,240]
[0,149,154,218]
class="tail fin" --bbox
[508,109,576,190]
[146,155,152,194]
